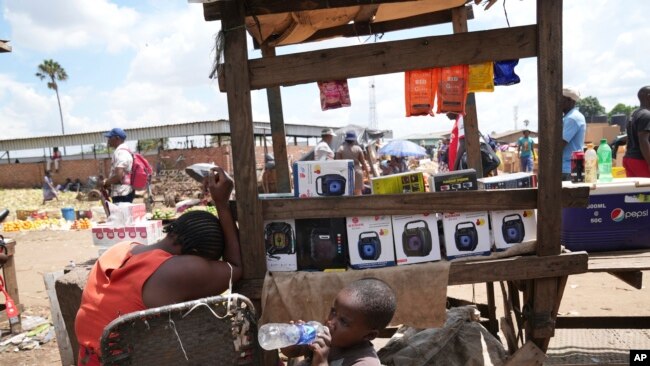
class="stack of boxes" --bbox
[92,203,163,248]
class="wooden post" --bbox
[221,1,266,280]
[530,0,563,348]
[44,271,75,366]
[452,6,482,177]
[2,239,21,334]
[258,43,291,193]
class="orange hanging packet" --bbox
[436,65,469,114]
[405,69,438,117]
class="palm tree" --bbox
[36,59,68,154]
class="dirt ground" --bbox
[1,230,648,365]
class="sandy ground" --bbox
[0,230,648,365]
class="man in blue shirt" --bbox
[517,129,535,172]
[561,87,586,181]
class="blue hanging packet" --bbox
[493,60,520,86]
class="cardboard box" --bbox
[293,160,354,198]
[429,169,477,192]
[585,124,620,144]
[346,215,396,269]
[478,173,537,190]
[441,212,491,259]
[391,213,442,265]
[490,210,537,250]
[92,220,163,248]
[371,172,426,194]
[263,219,298,272]
[295,218,348,271]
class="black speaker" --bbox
[454,221,479,251]
[309,228,337,268]
[315,174,347,196]
[502,214,525,244]
[358,231,381,260]
[402,220,432,256]
[264,222,295,259]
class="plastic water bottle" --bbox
[597,138,613,183]
[584,143,598,183]
[258,321,325,350]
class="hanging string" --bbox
[503,0,511,27]
[169,313,189,361]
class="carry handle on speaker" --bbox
[358,231,380,241]
[502,214,523,224]
[315,175,325,195]
[455,221,476,231]
[404,219,429,231]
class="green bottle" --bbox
[597,138,612,183]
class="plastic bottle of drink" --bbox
[258,321,325,350]
[584,143,598,183]
[597,138,613,183]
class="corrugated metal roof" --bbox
[0,120,345,152]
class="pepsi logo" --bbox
[610,208,624,222]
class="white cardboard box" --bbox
[263,219,298,272]
[490,209,537,251]
[391,213,442,265]
[92,220,162,248]
[293,160,354,198]
[346,215,395,269]
[441,212,491,259]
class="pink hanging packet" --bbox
[317,80,351,111]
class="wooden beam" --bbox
[452,6,483,177]
[203,0,418,21]
[586,249,650,272]
[504,341,546,366]
[44,271,74,366]
[262,186,589,220]
[247,25,538,90]
[221,1,266,279]
[608,270,643,290]
[261,45,291,193]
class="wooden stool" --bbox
[2,238,22,334]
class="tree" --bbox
[36,59,68,154]
[608,103,637,119]
[576,96,606,121]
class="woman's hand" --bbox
[204,166,233,206]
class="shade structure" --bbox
[378,139,428,158]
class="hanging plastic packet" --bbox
[468,62,494,93]
[493,60,520,86]
[405,69,437,117]
[317,80,351,111]
[436,65,469,114]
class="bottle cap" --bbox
[600,138,607,144]
[587,143,594,149]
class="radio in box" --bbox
[371,172,425,194]
[441,211,491,259]
[346,215,395,269]
[293,160,354,198]
[391,213,442,265]
[429,169,477,192]
[263,219,298,272]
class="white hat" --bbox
[562,87,580,102]
[321,128,336,136]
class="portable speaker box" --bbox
[429,169,477,192]
[345,216,395,269]
[371,172,426,195]
[489,210,537,251]
[391,213,442,265]
[293,160,354,198]
[295,218,348,271]
[478,172,537,190]
[441,211,491,259]
[263,219,298,272]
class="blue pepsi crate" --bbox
[561,179,650,252]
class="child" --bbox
[284,278,397,366]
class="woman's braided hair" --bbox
[164,210,224,260]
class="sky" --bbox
[0,0,649,157]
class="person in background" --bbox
[42,170,58,204]
[47,147,62,173]
[336,131,369,196]
[517,129,535,172]
[102,128,134,203]
[282,278,397,366]
[437,138,450,173]
[75,166,242,366]
[57,178,72,192]
[561,87,586,181]
[623,86,650,177]
[315,128,336,161]
[262,154,277,193]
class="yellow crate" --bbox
[612,166,626,178]
[16,210,36,221]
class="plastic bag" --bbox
[405,69,438,117]
[437,65,469,114]
[317,80,351,111]
[493,60,520,86]
[468,62,494,93]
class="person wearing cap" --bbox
[517,129,535,172]
[315,128,336,161]
[623,86,650,177]
[103,128,134,203]
[561,87,586,181]
[336,131,369,195]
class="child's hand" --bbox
[310,326,331,366]
[280,320,308,358]
[204,166,233,205]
